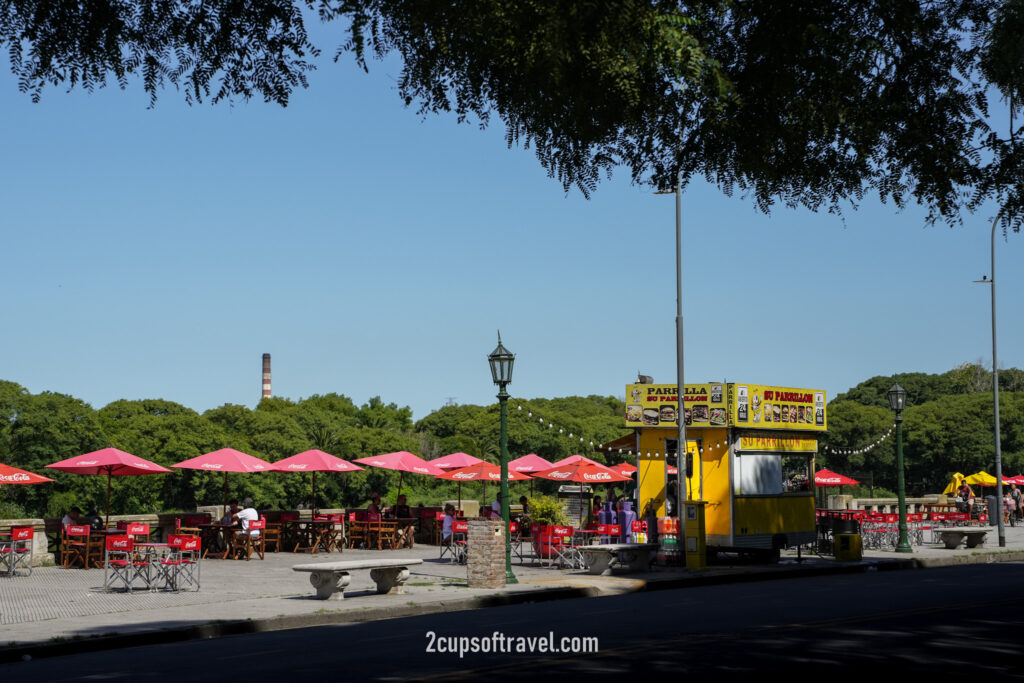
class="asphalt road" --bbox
[5,563,1024,680]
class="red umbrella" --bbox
[172,448,272,506]
[431,452,484,470]
[46,448,171,526]
[509,454,554,496]
[437,461,532,511]
[610,462,638,477]
[271,450,363,515]
[354,451,445,498]
[509,453,554,473]
[814,468,860,487]
[550,454,603,468]
[533,461,633,484]
[0,463,54,486]
[532,461,631,524]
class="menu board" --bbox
[625,383,726,428]
[626,383,826,431]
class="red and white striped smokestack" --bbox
[262,353,271,398]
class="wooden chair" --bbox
[261,515,283,553]
[377,520,398,550]
[229,519,266,561]
[177,514,210,537]
[346,513,366,549]
[278,511,299,551]
[62,524,102,569]
[324,514,345,552]
[364,513,382,550]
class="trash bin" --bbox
[986,495,998,522]
[834,533,862,561]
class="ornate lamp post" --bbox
[887,383,913,553]
[488,332,518,584]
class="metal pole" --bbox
[894,408,912,553]
[675,172,688,507]
[990,214,1005,547]
[499,386,518,584]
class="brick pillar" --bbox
[467,518,506,588]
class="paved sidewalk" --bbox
[2,524,1022,660]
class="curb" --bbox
[1,550,1020,664]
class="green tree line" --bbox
[821,362,1024,496]
[2,361,1018,518]
[0,381,628,519]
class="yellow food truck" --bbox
[620,381,827,559]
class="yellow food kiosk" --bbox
[622,381,827,557]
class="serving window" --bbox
[735,452,813,496]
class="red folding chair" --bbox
[452,520,468,564]
[103,535,148,591]
[159,534,201,590]
[0,526,34,576]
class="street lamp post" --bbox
[887,383,913,553]
[488,332,518,584]
[974,212,1006,547]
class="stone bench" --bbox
[577,543,659,576]
[293,558,423,600]
[936,527,993,549]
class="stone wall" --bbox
[467,518,505,589]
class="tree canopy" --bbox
[2,1,1021,229]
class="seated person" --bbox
[955,482,975,513]
[221,499,239,525]
[62,506,82,528]
[367,493,382,520]
[491,492,503,517]
[232,497,260,537]
[393,494,415,548]
[441,503,457,546]
[592,495,603,517]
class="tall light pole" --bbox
[657,171,687,509]
[488,332,518,584]
[974,212,1006,547]
[887,383,912,553]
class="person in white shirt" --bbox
[233,497,260,537]
[491,492,502,517]
[441,504,456,543]
[62,506,82,528]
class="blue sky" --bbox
[1,44,1020,422]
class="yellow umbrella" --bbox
[965,471,998,487]
[942,472,966,496]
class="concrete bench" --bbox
[293,558,423,600]
[577,543,659,576]
[936,527,993,549]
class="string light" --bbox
[822,424,895,456]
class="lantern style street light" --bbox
[488,332,518,584]
[887,383,913,553]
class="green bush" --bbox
[0,500,26,520]
[528,495,567,527]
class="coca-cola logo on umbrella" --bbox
[0,473,30,482]
[583,472,612,481]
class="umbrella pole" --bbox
[312,471,318,517]
[223,472,229,509]
[398,471,405,500]
[105,470,112,529]
[458,482,462,513]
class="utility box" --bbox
[683,500,707,569]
